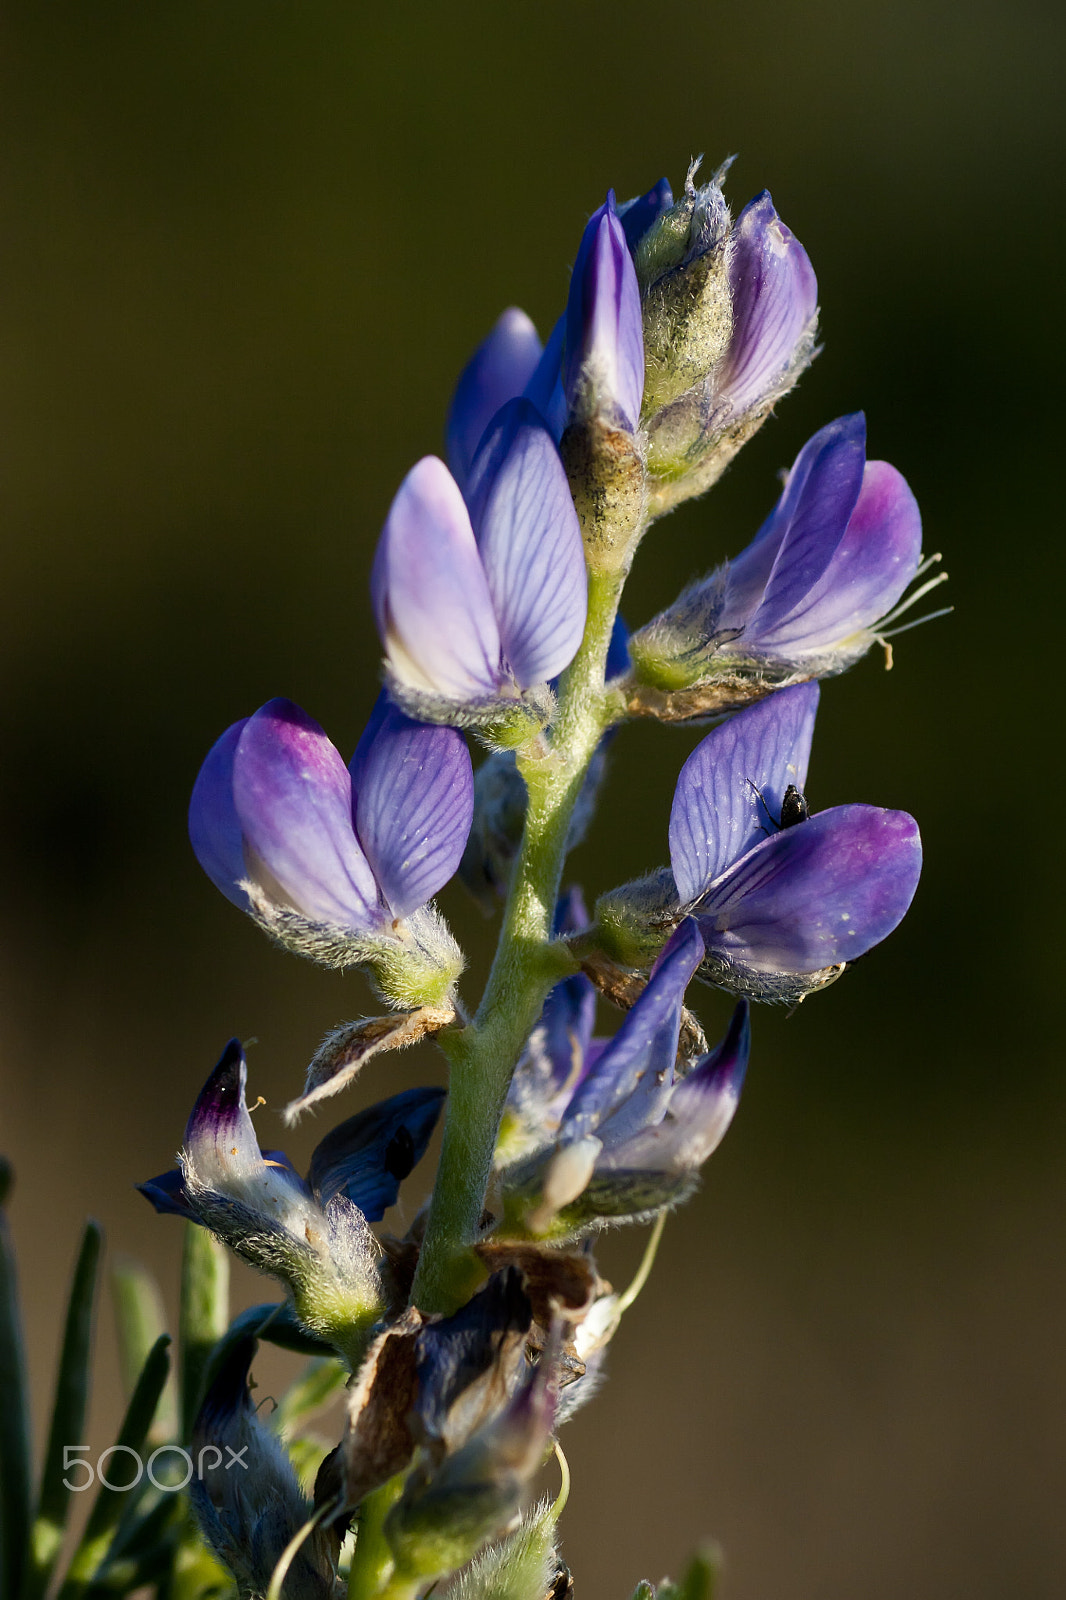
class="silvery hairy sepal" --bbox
[191,1336,337,1600]
[594,684,923,1004]
[498,920,748,1238]
[629,414,943,713]
[138,1038,444,1354]
[560,194,648,573]
[189,694,471,1008]
[374,400,587,746]
[633,159,734,417]
[642,183,818,517]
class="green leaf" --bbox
[273,1356,347,1436]
[27,1220,104,1595]
[55,1334,172,1600]
[111,1257,178,1443]
[179,1225,229,1441]
[674,1547,721,1600]
[0,1169,32,1600]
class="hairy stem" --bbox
[411,567,625,1314]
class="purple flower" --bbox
[139,1038,444,1350]
[445,308,544,492]
[188,694,471,996]
[641,183,818,510]
[500,920,748,1234]
[564,195,645,433]
[373,400,586,733]
[713,190,819,427]
[669,682,923,1001]
[632,416,945,699]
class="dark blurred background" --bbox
[1,2,1063,1595]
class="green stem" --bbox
[411,567,624,1314]
[346,1476,408,1600]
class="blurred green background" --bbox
[1,2,1063,1595]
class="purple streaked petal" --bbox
[565,198,645,431]
[233,699,382,928]
[188,719,252,910]
[372,456,502,700]
[728,415,867,640]
[698,805,922,972]
[669,683,820,903]
[465,399,587,687]
[562,919,704,1143]
[716,191,818,419]
[523,315,567,442]
[617,178,674,252]
[350,695,473,919]
[446,308,544,491]
[308,1086,446,1222]
[751,461,923,652]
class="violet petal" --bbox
[308,1086,446,1222]
[716,189,818,419]
[699,805,922,972]
[188,719,252,910]
[565,198,645,432]
[562,919,704,1143]
[233,699,382,929]
[372,456,503,700]
[670,683,820,903]
[446,308,543,491]
[465,398,587,688]
[350,695,474,920]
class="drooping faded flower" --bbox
[139,1037,444,1356]
[189,693,472,1006]
[631,412,943,698]
[498,919,748,1237]
[373,399,587,741]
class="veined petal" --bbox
[308,1087,446,1222]
[736,415,867,641]
[465,399,587,687]
[446,308,543,491]
[598,1000,749,1174]
[562,919,704,1143]
[670,683,820,903]
[189,719,252,910]
[617,177,674,252]
[372,456,503,700]
[232,700,382,929]
[350,695,474,920]
[715,190,818,419]
[751,460,923,652]
[698,805,922,972]
[565,198,645,431]
[523,315,567,442]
